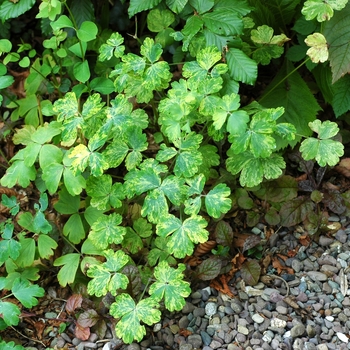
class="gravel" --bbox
[21,220,350,350]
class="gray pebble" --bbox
[127,344,140,350]
[187,334,202,348]
[307,271,328,281]
[290,323,306,338]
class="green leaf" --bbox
[0,301,20,326]
[203,8,243,35]
[128,0,162,17]
[300,138,344,167]
[0,226,21,264]
[54,253,80,287]
[54,186,80,214]
[259,60,321,149]
[148,237,177,267]
[166,0,188,13]
[226,151,286,187]
[87,250,129,297]
[89,213,126,249]
[149,261,191,311]
[51,15,74,30]
[226,48,257,85]
[147,9,175,32]
[1,159,36,188]
[141,188,169,224]
[99,32,125,61]
[241,259,261,286]
[323,4,350,83]
[308,119,340,139]
[15,236,35,268]
[305,33,329,63]
[110,294,161,343]
[0,75,14,89]
[12,278,45,308]
[133,218,153,238]
[0,0,35,21]
[205,184,232,218]
[37,234,58,259]
[122,227,144,254]
[251,25,289,65]
[124,167,161,197]
[77,21,98,42]
[332,75,350,117]
[63,213,86,244]
[302,0,347,21]
[156,215,209,258]
[189,0,214,14]
[73,60,90,83]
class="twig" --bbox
[269,274,290,296]
[10,326,46,347]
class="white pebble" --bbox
[271,317,287,328]
[153,323,162,332]
[325,315,334,322]
[205,302,217,316]
[252,313,265,324]
[337,332,349,343]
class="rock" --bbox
[182,302,196,314]
[252,313,265,324]
[205,302,217,316]
[307,271,328,282]
[188,334,202,348]
[127,344,141,350]
[290,323,306,338]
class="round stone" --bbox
[252,313,265,324]
[290,323,306,338]
[205,302,217,316]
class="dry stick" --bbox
[10,326,46,347]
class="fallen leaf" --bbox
[210,274,235,298]
[66,294,83,314]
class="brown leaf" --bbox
[335,158,350,177]
[77,309,99,328]
[66,294,83,314]
[242,235,261,253]
[210,275,235,298]
[194,240,217,257]
[75,322,90,341]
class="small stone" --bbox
[187,334,202,348]
[306,324,316,337]
[170,324,180,334]
[201,331,212,346]
[179,344,193,350]
[236,333,246,343]
[316,344,329,350]
[290,323,306,338]
[193,307,205,317]
[60,333,72,342]
[307,271,328,282]
[337,332,349,343]
[205,302,217,316]
[276,305,288,314]
[262,330,274,343]
[318,236,334,246]
[252,313,265,324]
[238,324,249,335]
[210,340,223,349]
[127,344,141,350]
[182,302,196,314]
[271,318,286,328]
[179,315,189,329]
[153,323,162,332]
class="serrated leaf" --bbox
[226,151,286,187]
[279,196,315,227]
[196,257,222,280]
[260,60,321,149]
[203,8,243,36]
[149,261,191,311]
[308,119,340,138]
[0,301,21,326]
[302,0,348,22]
[300,137,344,167]
[305,33,329,63]
[87,250,129,297]
[226,48,257,85]
[141,188,169,224]
[147,9,175,32]
[214,220,233,246]
[323,3,350,83]
[133,218,153,238]
[124,167,161,197]
[166,0,188,13]
[156,215,209,258]
[205,184,232,218]
[332,75,350,117]
[128,0,162,17]
[189,0,214,14]
[1,159,36,188]
[241,259,261,286]
[89,213,126,249]
[0,0,35,21]
[54,253,80,287]
[12,278,45,308]
[38,234,58,259]
[110,294,161,343]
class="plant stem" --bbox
[258,57,311,103]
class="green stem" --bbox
[0,148,10,166]
[63,3,85,61]
[258,57,310,103]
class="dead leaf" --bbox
[210,274,235,298]
[74,322,90,340]
[66,294,83,314]
[194,240,217,257]
[335,158,350,177]
[340,269,348,297]
[242,235,261,253]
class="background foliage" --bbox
[0,0,350,347]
